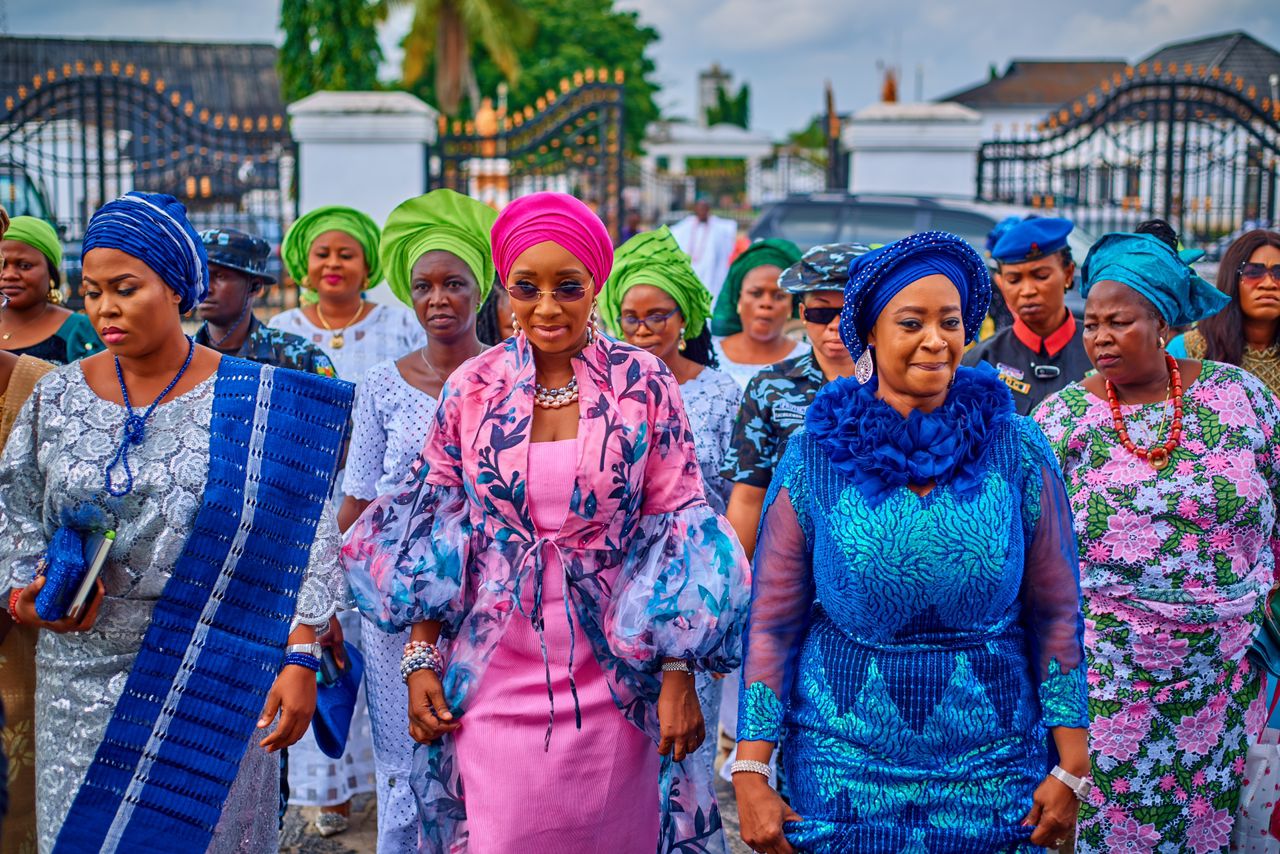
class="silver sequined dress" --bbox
[0,364,345,854]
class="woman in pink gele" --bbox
[341,191,751,853]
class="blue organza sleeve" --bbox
[339,387,473,635]
[737,442,815,744]
[605,503,752,672]
[1018,419,1089,728]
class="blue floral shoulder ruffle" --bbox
[804,363,1015,505]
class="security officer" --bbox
[963,217,1091,414]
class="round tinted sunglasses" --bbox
[802,305,842,326]
[507,281,588,302]
[1240,262,1280,286]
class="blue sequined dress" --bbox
[738,372,1088,853]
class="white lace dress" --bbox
[0,365,345,854]
[269,303,427,385]
[711,337,810,389]
[269,304,426,808]
[341,359,439,852]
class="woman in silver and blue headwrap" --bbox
[733,231,1089,853]
[0,191,353,854]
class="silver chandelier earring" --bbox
[854,347,875,384]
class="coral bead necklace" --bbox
[1106,352,1183,471]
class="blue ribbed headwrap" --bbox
[82,192,209,313]
[1081,232,1229,327]
[840,231,991,361]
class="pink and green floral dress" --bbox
[1034,360,1280,853]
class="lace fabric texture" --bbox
[738,414,1086,851]
[1034,361,1280,852]
[680,366,741,515]
[0,364,345,853]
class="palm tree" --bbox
[379,0,531,116]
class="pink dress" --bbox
[453,439,660,853]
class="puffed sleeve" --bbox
[1017,419,1089,728]
[342,363,389,501]
[604,367,752,672]
[736,438,815,743]
[339,380,472,634]
[0,385,51,592]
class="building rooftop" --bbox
[941,60,1127,109]
[1139,30,1280,90]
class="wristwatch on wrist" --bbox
[1050,765,1093,801]
[286,642,322,659]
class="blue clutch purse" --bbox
[33,526,88,622]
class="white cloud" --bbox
[11,0,1280,137]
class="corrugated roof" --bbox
[1140,31,1280,90]
[0,35,285,119]
[941,60,1127,108]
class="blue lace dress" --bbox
[738,368,1089,852]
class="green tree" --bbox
[382,0,532,117]
[705,82,749,129]
[461,0,660,155]
[278,0,383,103]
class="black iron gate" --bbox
[0,59,296,302]
[977,61,1280,243]
[431,68,625,238]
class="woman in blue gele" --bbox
[0,191,352,854]
[733,231,1090,853]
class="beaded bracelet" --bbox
[661,659,692,673]
[283,652,321,672]
[7,587,23,623]
[730,759,773,779]
[401,641,444,683]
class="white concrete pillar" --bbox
[844,102,983,198]
[289,91,438,305]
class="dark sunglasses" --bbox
[802,305,842,326]
[507,281,588,303]
[619,308,680,333]
[1240,263,1280,286]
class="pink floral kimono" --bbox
[341,332,751,852]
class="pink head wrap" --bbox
[490,192,614,290]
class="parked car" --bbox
[749,193,1096,313]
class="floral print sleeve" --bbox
[339,381,472,634]
[604,367,752,672]
[1017,417,1089,727]
[736,438,815,743]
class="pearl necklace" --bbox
[534,376,579,409]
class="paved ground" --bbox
[282,778,752,853]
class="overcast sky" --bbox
[9,0,1280,137]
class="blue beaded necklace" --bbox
[103,336,197,497]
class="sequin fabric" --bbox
[0,364,344,854]
[1034,361,1280,853]
[738,400,1087,852]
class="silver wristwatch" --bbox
[1050,765,1093,801]
[286,642,322,658]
